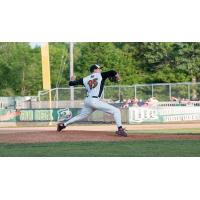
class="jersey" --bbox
[83,73,103,97]
[69,70,117,98]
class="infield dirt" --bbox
[0,123,200,143]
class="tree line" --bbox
[0,42,200,96]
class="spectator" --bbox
[171,96,178,101]
[147,97,159,107]
[131,98,139,107]
[137,99,145,107]
[180,98,191,106]
[121,97,158,108]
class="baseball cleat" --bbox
[115,128,128,137]
[57,122,66,132]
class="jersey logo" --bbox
[88,78,98,89]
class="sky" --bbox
[29,42,42,48]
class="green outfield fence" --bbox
[1,105,200,125]
[0,108,128,124]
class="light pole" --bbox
[70,42,74,106]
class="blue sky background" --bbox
[30,42,42,48]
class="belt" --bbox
[86,96,99,98]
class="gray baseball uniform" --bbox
[63,70,122,128]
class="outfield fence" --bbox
[1,105,200,125]
[1,82,200,109]
[38,82,200,103]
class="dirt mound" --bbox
[0,129,200,144]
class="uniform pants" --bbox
[64,97,122,128]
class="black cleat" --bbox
[57,122,66,132]
[115,128,128,137]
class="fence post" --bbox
[38,91,41,108]
[169,84,172,100]
[188,84,191,100]
[134,85,137,98]
[152,84,154,97]
[118,86,121,101]
[56,88,58,108]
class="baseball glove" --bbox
[109,73,120,82]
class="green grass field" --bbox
[1,140,200,157]
[1,129,200,157]
[129,128,200,134]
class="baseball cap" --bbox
[90,64,103,73]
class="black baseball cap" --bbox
[90,64,103,73]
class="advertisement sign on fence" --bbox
[129,107,159,123]
[0,109,21,122]
[2,106,200,124]
[17,109,78,122]
[129,106,200,123]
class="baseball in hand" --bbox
[70,76,76,81]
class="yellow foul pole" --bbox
[41,43,52,125]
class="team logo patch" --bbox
[57,108,72,122]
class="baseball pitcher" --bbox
[57,64,128,137]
